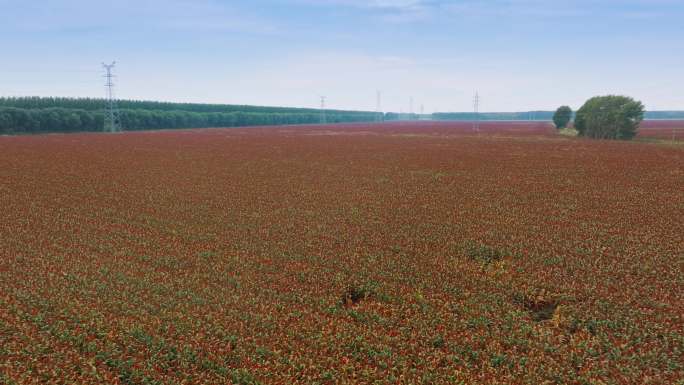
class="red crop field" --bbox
[1,122,682,384]
[637,120,684,141]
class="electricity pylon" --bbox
[102,61,121,132]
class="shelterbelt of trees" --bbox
[433,110,684,121]
[0,97,383,134]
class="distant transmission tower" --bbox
[319,96,327,124]
[473,91,480,132]
[375,90,383,122]
[409,96,414,119]
[102,61,121,132]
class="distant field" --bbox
[279,120,556,136]
[638,120,684,141]
[1,122,682,384]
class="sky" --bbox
[1,0,683,113]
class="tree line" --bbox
[0,97,384,134]
[434,110,684,121]
[0,96,340,114]
[0,107,384,134]
[433,111,556,121]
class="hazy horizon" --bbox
[1,0,683,113]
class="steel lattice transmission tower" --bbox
[102,61,121,132]
[319,96,327,124]
[473,91,480,132]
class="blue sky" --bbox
[1,0,683,112]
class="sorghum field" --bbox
[638,120,684,141]
[1,122,682,385]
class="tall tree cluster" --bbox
[574,96,644,140]
[553,106,573,129]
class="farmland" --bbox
[0,122,682,384]
[638,120,684,141]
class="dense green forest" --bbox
[0,97,381,134]
[0,96,334,114]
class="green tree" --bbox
[63,112,82,132]
[553,106,572,129]
[76,110,96,131]
[40,109,65,131]
[0,109,12,133]
[575,95,644,140]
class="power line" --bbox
[102,61,121,133]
